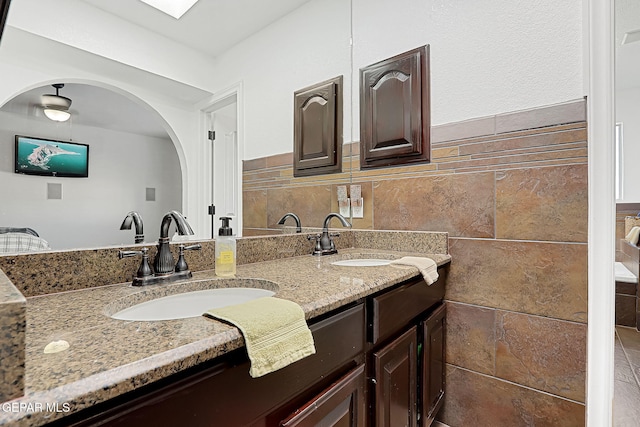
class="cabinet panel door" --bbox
[373,326,418,427]
[280,364,366,427]
[422,304,446,425]
[359,46,430,169]
[293,76,343,177]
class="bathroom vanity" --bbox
[0,233,450,427]
[57,271,446,427]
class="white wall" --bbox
[0,111,181,249]
[210,0,585,159]
[351,0,585,139]
[209,0,352,160]
[617,86,640,202]
[5,0,218,92]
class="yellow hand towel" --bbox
[626,226,640,246]
[204,297,316,378]
[390,256,439,285]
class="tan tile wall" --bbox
[243,99,588,425]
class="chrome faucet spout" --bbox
[277,213,302,233]
[120,211,144,243]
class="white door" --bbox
[209,96,240,238]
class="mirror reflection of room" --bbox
[0,0,353,251]
[0,84,182,250]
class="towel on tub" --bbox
[204,297,315,378]
[390,256,439,285]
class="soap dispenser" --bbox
[215,217,236,277]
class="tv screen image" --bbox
[15,135,89,178]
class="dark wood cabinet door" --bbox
[373,326,418,427]
[421,304,446,426]
[293,76,343,177]
[359,46,430,169]
[280,364,366,427]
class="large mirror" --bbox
[0,0,353,250]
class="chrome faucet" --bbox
[120,211,144,243]
[277,212,302,233]
[308,213,351,256]
[119,210,200,286]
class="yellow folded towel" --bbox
[390,256,439,285]
[204,297,316,378]
[626,226,640,246]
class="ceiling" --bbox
[0,0,312,138]
[80,0,312,58]
[1,83,171,138]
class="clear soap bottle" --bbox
[215,217,236,277]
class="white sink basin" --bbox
[331,259,393,267]
[111,287,276,321]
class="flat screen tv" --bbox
[14,135,89,178]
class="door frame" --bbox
[200,82,244,238]
[586,0,615,425]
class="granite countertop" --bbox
[0,248,450,426]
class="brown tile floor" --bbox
[615,326,640,426]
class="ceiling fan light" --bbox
[41,84,72,122]
[41,94,72,109]
[44,108,71,122]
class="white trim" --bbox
[587,0,615,425]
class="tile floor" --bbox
[615,326,640,426]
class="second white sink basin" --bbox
[331,259,393,267]
[111,287,276,321]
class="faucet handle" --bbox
[175,243,202,272]
[119,247,153,279]
[307,234,323,255]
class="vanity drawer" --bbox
[368,267,446,346]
